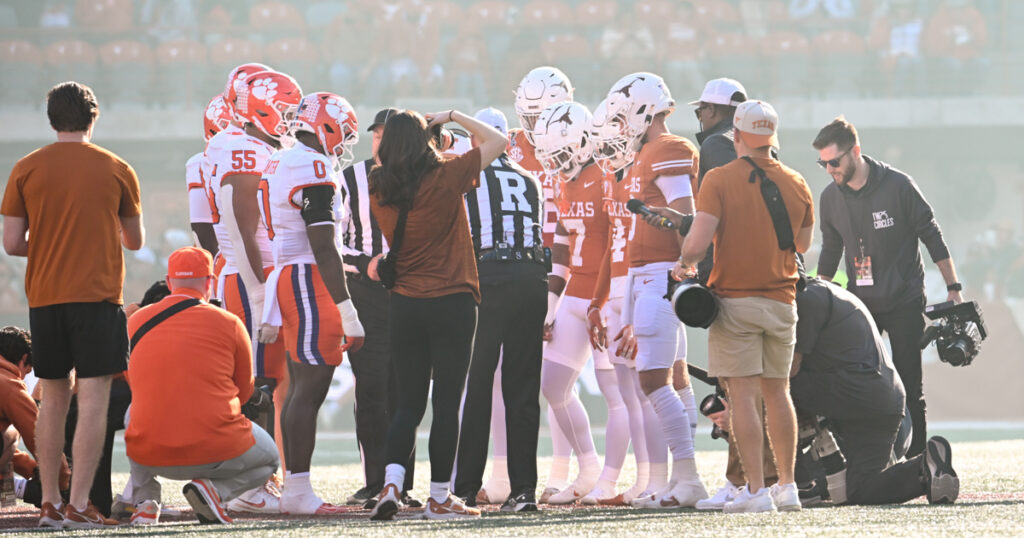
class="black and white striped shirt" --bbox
[465,154,544,251]
[340,159,387,274]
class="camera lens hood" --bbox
[671,278,719,328]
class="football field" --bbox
[2,436,1022,535]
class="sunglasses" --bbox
[817,146,853,169]
[693,103,711,120]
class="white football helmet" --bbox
[514,66,574,143]
[591,96,634,175]
[532,101,593,183]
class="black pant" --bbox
[832,415,925,505]
[347,275,414,492]
[385,292,477,484]
[63,377,131,517]
[872,302,927,457]
[454,266,546,498]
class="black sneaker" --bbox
[347,485,380,506]
[923,436,959,504]
[401,491,423,508]
[362,496,379,510]
[500,491,538,513]
[457,491,478,507]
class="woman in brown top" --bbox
[367,109,506,521]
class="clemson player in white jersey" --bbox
[591,73,707,509]
[259,92,364,514]
[527,102,623,507]
[188,94,232,256]
[203,67,301,513]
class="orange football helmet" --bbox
[236,70,303,139]
[223,62,271,122]
[292,92,359,169]
[203,94,233,141]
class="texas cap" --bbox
[733,99,779,149]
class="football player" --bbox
[259,92,364,514]
[203,67,301,513]
[590,73,707,509]
[189,95,232,256]
[508,66,576,503]
[532,101,632,506]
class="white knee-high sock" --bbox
[676,383,698,441]
[547,403,572,489]
[543,362,598,465]
[647,385,696,462]
[596,368,629,483]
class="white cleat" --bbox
[227,482,281,513]
[580,483,619,506]
[648,480,708,509]
[629,483,669,508]
[539,486,561,504]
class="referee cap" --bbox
[367,107,401,132]
[167,246,213,279]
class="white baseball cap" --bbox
[733,100,779,149]
[689,78,747,107]
[474,107,508,135]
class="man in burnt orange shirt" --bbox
[125,247,278,525]
[674,100,814,513]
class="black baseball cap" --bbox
[367,107,401,132]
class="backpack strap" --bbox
[129,299,202,352]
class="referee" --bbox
[339,108,417,508]
[453,108,547,512]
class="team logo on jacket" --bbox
[509,146,524,162]
[873,210,894,229]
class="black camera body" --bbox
[665,272,718,328]
[920,300,988,367]
[699,393,728,440]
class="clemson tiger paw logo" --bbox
[250,78,279,101]
[324,98,351,123]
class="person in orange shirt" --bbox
[0,326,71,507]
[124,247,279,525]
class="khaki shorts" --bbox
[708,296,797,379]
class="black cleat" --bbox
[500,491,539,513]
[347,485,379,506]
[401,491,423,508]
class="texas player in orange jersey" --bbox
[591,73,708,509]
[532,101,634,507]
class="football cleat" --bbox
[226,482,280,514]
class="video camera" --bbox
[920,300,987,367]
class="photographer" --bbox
[367,109,506,521]
[813,117,965,457]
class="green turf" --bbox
[29,439,1023,536]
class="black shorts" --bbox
[29,302,129,379]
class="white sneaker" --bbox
[770,483,802,512]
[696,482,740,511]
[649,480,708,509]
[723,485,776,514]
[129,500,160,525]
[280,491,347,515]
[227,482,280,513]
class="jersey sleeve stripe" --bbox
[287,181,337,210]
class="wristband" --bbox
[448,110,454,123]
[550,263,570,280]
[946,282,962,292]
[545,291,560,327]
[337,299,365,338]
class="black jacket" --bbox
[817,156,950,313]
[695,118,736,187]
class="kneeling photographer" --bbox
[700,278,960,506]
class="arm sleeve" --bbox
[300,185,337,226]
[817,192,844,277]
[232,318,254,403]
[118,160,143,218]
[654,174,693,204]
[903,177,951,262]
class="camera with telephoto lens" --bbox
[665,272,718,329]
[431,124,455,152]
[920,300,988,367]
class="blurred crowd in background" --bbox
[0,0,1019,110]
